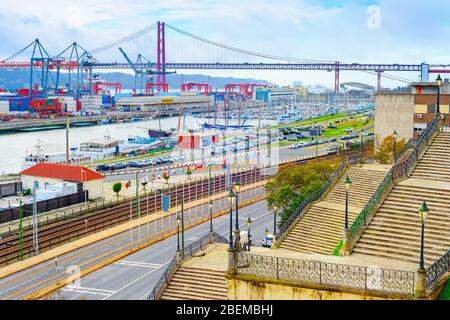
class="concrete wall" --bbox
[375,94,414,145]
[227,277,407,300]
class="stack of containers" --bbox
[29,98,62,114]
[79,95,103,115]
[9,97,30,113]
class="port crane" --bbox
[118,47,175,94]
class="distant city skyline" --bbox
[0,0,448,88]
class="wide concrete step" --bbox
[352,246,437,266]
[160,267,228,301]
[361,229,449,248]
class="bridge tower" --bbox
[376,70,382,91]
[157,21,166,92]
[334,61,340,94]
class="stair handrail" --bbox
[147,231,227,300]
[348,117,439,247]
[425,249,450,293]
[394,138,417,164]
[278,159,348,239]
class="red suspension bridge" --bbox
[0,21,448,95]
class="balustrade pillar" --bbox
[227,247,237,275]
[415,269,427,299]
[339,228,351,256]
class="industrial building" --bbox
[374,80,450,144]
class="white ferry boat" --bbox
[22,140,91,170]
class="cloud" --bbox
[0,0,448,88]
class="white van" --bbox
[262,233,274,248]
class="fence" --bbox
[425,249,450,293]
[147,231,228,300]
[348,117,439,247]
[237,252,416,296]
[0,181,22,198]
[0,191,88,224]
[0,174,21,183]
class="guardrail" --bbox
[348,117,439,248]
[236,252,415,296]
[147,231,227,300]
[0,174,21,182]
[425,249,450,293]
[278,160,348,239]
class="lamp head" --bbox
[227,190,235,205]
[176,215,181,226]
[393,130,398,139]
[436,74,443,87]
[246,217,252,228]
[233,179,241,193]
[344,174,352,191]
[418,201,429,222]
[209,200,214,209]
[265,228,269,236]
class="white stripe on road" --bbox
[62,286,116,296]
[114,261,164,269]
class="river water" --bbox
[0,116,276,174]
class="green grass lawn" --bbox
[439,279,450,300]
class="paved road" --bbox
[0,187,267,300]
[51,199,274,300]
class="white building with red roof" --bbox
[20,163,105,200]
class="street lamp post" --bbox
[233,179,241,252]
[436,74,442,117]
[246,217,253,252]
[227,190,235,249]
[176,214,181,253]
[209,200,214,234]
[415,200,430,298]
[393,130,398,164]
[360,128,364,166]
[340,174,352,256]
[272,206,278,248]
[418,201,429,271]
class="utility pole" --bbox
[136,172,140,220]
[19,198,23,259]
[66,116,70,165]
[32,187,39,255]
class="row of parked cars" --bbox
[95,155,186,172]
[288,137,338,149]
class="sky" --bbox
[0,0,449,89]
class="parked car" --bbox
[111,163,127,170]
[127,161,145,168]
[95,164,111,172]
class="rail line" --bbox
[0,152,346,266]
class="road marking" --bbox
[114,261,163,269]
[102,261,169,300]
[62,286,116,296]
[187,237,200,241]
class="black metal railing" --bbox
[147,231,227,300]
[147,255,177,300]
[278,160,348,238]
[182,232,228,260]
[425,249,450,292]
[348,117,439,247]
[237,252,415,296]
[394,139,417,163]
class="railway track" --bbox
[0,151,353,266]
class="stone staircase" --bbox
[353,184,450,265]
[410,131,450,182]
[353,131,450,266]
[160,266,228,300]
[281,165,390,255]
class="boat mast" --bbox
[66,116,70,165]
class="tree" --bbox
[374,135,406,164]
[113,182,122,198]
[266,158,341,227]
